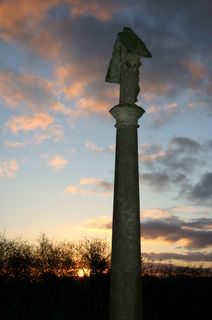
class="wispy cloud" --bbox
[0,71,56,111]
[4,124,64,148]
[4,139,30,149]
[142,208,171,219]
[147,103,180,127]
[55,63,99,100]
[181,58,207,80]
[64,177,113,196]
[85,141,115,154]
[0,159,19,178]
[146,251,212,263]
[6,113,54,134]
[76,98,109,114]
[46,154,69,171]
[139,143,164,163]
[83,216,112,230]
[68,0,122,21]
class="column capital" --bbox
[110,104,145,128]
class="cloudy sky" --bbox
[0,0,212,265]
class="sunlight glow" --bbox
[77,268,90,278]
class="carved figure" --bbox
[105,27,152,104]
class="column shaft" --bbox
[109,104,144,320]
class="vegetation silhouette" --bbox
[0,233,211,319]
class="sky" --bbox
[0,0,212,265]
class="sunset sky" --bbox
[0,0,212,265]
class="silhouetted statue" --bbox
[106,27,152,320]
[106,27,152,104]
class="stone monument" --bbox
[105,27,152,320]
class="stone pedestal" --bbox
[109,104,145,320]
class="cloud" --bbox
[146,251,212,263]
[181,58,207,81]
[29,29,62,60]
[54,62,100,99]
[185,218,212,230]
[29,123,64,144]
[0,0,124,71]
[147,103,180,127]
[185,172,212,204]
[134,1,212,116]
[64,177,113,196]
[84,216,112,230]
[139,143,164,163]
[80,208,212,249]
[140,136,201,168]
[139,136,212,201]
[4,139,30,148]
[6,113,54,134]
[79,212,212,249]
[68,0,122,21]
[0,0,122,43]
[141,172,171,191]
[85,141,115,154]
[142,208,171,219]
[0,159,19,178]
[141,216,212,249]
[64,185,80,194]
[0,69,84,124]
[1,0,212,120]
[80,177,112,190]
[47,154,68,170]
[76,98,109,114]
[0,71,56,111]
[170,137,201,154]
[0,0,50,40]
[4,123,64,148]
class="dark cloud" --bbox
[140,137,212,205]
[1,0,211,120]
[170,137,201,154]
[127,0,212,119]
[145,251,212,262]
[140,136,202,192]
[185,218,212,230]
[140,172,171,191]
[86,213,212,249]
[141,216,212,249]
[189,172,212,203]
[206,139,212,150]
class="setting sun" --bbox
[77,268,90,278]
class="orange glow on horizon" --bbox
[77,268,90,278]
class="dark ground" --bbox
[0,275,211,320]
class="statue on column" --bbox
[105,27,152,320]
[105,27,152,105]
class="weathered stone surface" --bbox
[106,27,151,320]
[109,105,144,320]
[110,104,145,127]
[105,27,152,104]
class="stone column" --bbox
[109,103,145,320]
